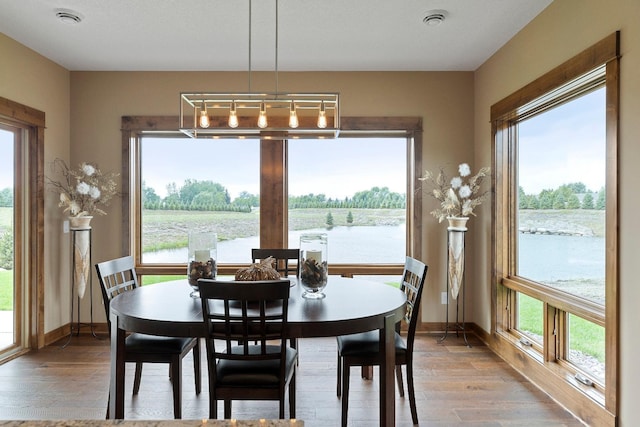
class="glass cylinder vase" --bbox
[299,233,328,299]
[187,231,217,297]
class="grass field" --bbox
[141,208,405,253]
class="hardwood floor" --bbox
[0,333,584,426]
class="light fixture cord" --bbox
[248,0,252,93]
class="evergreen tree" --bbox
[326,212,334,227]
[538,189,554,209]
[596,188,606,209]
[581,192,595,209]
[346,210,354,224]
[0,188,13,207]
[552,192,566,209]
[567,194,581,209]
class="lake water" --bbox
[143,224,605,291]
[143,224,407,264]
[518,233,605,281]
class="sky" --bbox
[141,137,407,200]
[1,88,606,198]
[518,87,606,194]
[0,130,12,188]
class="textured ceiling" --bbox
[0,0,553,71]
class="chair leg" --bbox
[406,361,418,425]
[279,396,285,419]
[291,338,299,365]
[133,362,143,395]
[224,400,232,419]
[395,365,405,397]
[170,359,183,419]
[336,352,342,397]
[341,361,350,427]
[105,391,110,419]
[209,389,217,419]
[193,339,201,394]
[289,371,296,419]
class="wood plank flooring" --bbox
[0,333,585,426]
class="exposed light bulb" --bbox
[289,102,299,128]
[317,101,327,129]
[199,103,210,128]
[228,101,239,128]
[257,102,268,128]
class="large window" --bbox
[139,137,260,264]
[492,33,618,424]
[288,138,407,264]
[123,117,422,279]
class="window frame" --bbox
[0,96,45,354]
[491,32,619,424]
[121,116,423,278]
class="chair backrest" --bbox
[95,255,140,330]
[399,256,428,349]
[251,248,300,277]
[198,279,291,374]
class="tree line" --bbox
[519,182,605,210]
[0,181,604,211]
[141,180,406,211]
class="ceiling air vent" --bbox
[423,10,448,27]
[55,9,83,24]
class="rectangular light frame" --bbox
[180,92,340,139]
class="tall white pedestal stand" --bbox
[438,223,471,348]
[62,226,98,348]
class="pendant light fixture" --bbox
[180,0,340,139]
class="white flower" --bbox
[76,182,90,195]
[82,163,96,176]
[450,177,462,189]
[89,186,101,199]
[458,163,471,177]
[458,185,472,199]
[48,158,119,217]
[420,163,490,222]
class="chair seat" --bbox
[337,330,406,359]
[217,345,297,387]
[125,333,196,354]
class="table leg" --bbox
[379,313,396,426]
[108,311,126,419]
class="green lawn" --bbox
[0,207,12,228]
[0,269,13,311]
[519,293,604,363]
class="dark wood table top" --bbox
[109,276,407,339]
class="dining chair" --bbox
[95,255,201,419]
[251,248,301,353]
[197,278,297,420]
[251,248,301,278]
[336,256,428,426]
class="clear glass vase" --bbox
[187,231,217,297]
[299,233,328,299]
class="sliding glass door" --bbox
[0,125,18,355]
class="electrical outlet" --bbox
[63,220,70,234]
[441,291,448,304]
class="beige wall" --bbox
[0,33,71,333]
[69,69,475,325]
[474,0,640,424]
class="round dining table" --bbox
[108,276,407,425]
